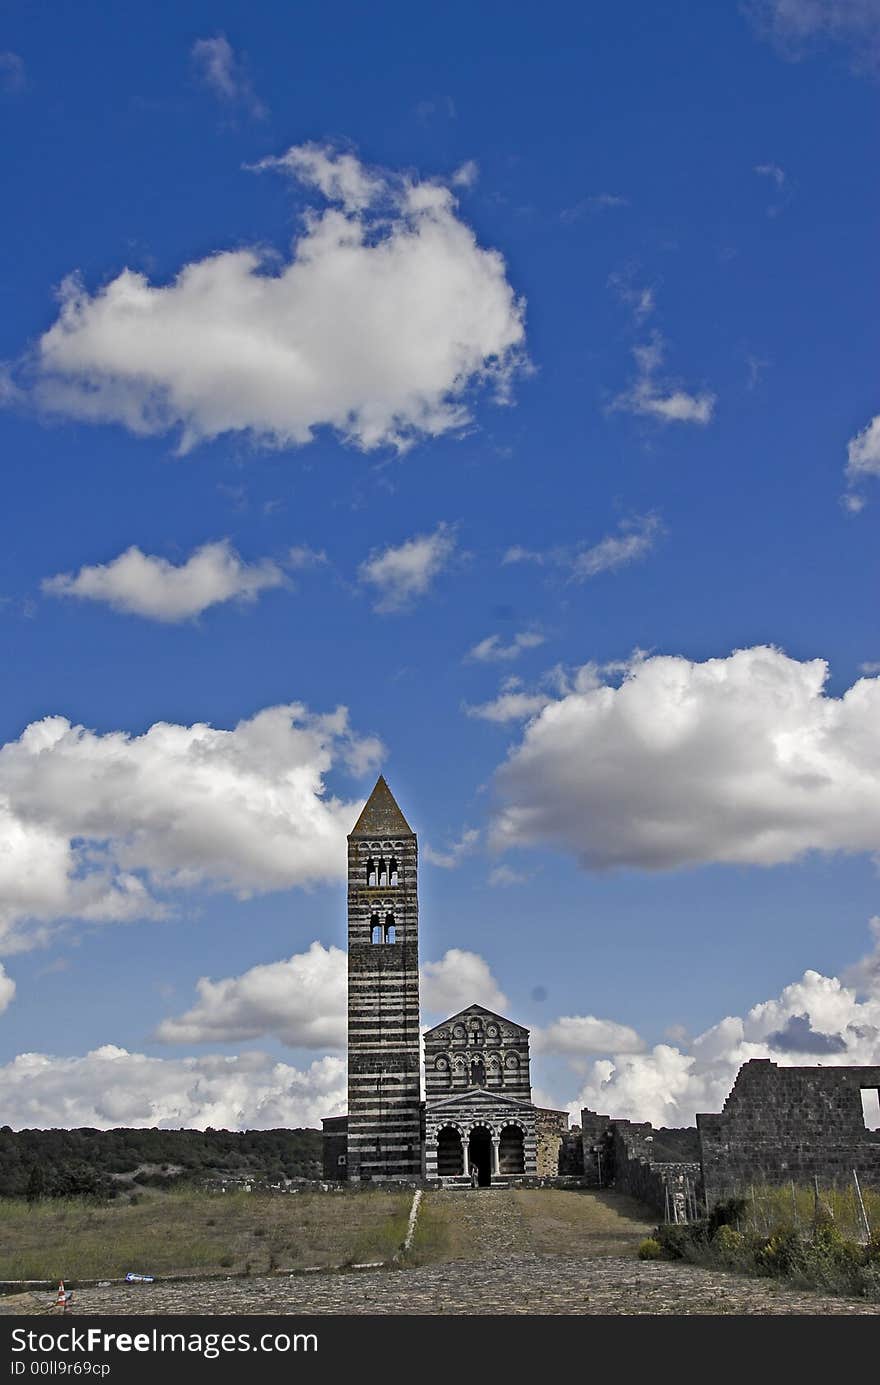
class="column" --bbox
[461,1132,470,1178]
[491,1136,500,1177]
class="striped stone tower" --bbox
[346,776,422,1180]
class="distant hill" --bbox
[0,1126,322,1198]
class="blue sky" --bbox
[1,1,880,1130]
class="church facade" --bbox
[323,776,543,1184]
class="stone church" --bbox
[322,776,561,1184]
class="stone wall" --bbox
[535,1107,569,1176]
[697,1058,880,1205]
[580,1109,701,1218]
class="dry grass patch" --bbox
[0,1189,412,1281]
[512,1189,655,1257]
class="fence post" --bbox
[852,1169,872,1245]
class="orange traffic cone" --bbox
[54,1280,72,1313]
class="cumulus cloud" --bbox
[490,644,880,870]
[358,522,457,612]
[845,415,880,506]
[466,689,553,724]
[571,515,661,579]
[42,540,285,622]
[423,828,480,869]
[421,949,508,1018]
[29,146,525,455]
[156,945,503,1048]
[0,703,382,950]
[191,34,266,118]
[571,928,880,1126]
[534,1015,645,1062]
[0,965,15,1013]
[467,630,545,663]
[745,0,880,70]
[613,337,715,426]
[0,1046,346,1130]
[155,942,347,1049]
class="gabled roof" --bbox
[426,1087,535,1113]
[423,1003,529,1039]
[349,775,414,838]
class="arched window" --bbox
[366,857,377,887]
[469,1058,486,1088]
[378,859,388,888]
[389,857,399,886]
[370,912,382,944]
[385,912,396,944]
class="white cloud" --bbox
[421,949,508,1017]
[846,414,880,490]
[608,269,655,322]
[0,51,25,94]
[745,0,880,69]
[358,523,457,612]
[287,545,327,570]
[155,942,347,1049]
[191,35,266,118]
[467,630,545,663]
[423,828,480,869]
[253,143,382,212]
[0,703,382,950]
[0,1046,346,1130]
[754,162,786,187]
[501,545,546,566]
[42,541,285,622]
[487,864,531,887]
[491,644,880,870]
[0,965,15,1013]
[451,160,479,188]
[30,146,525,455]
[156,944,503,1048]
[571,924,880,1126]
[571,515,661,579]
[534,1015,645,1062]
[613,337,715,425]
[466,690,553,723]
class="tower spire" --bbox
[350,775,413,837]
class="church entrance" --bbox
[468,1127,492,1186]
[437,1126,463,1177]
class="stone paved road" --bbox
[6,1255,878,1316]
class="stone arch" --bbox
[437,1125,463,1178]
[499,1123,525,1174]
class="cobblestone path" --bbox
[7,1254,878,1316]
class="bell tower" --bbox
[346,776,422,1179]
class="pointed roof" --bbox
[349,775,414,838]
[423,1003,529,1039]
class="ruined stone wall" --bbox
[534,1107,569,1176]
[698,1059,880,1205]
[579,1109,701,1216]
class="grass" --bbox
[512,1188,656,1257]
[405,1187,655,1266]
[0,1188,413,1281]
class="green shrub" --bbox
[638,1237,662,1260]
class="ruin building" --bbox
[323,776,563,1183]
